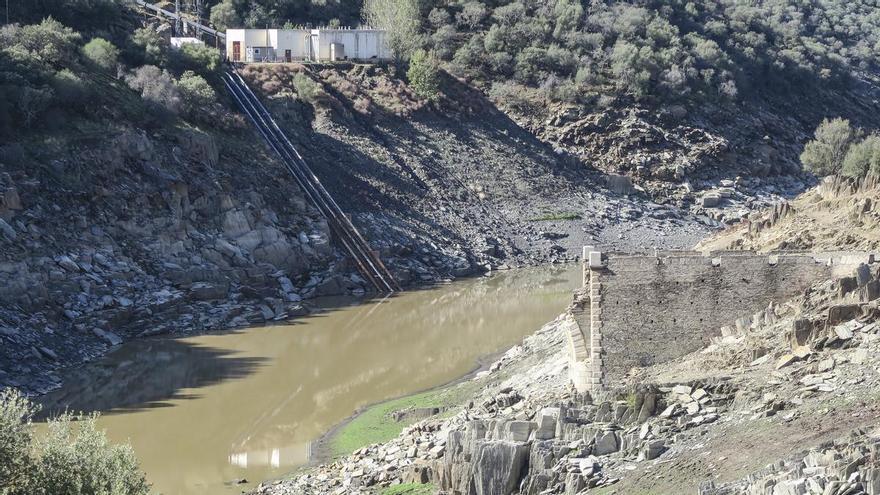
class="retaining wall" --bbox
[569,250,873,392]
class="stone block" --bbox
[503,421,534,442]
[592,430,619,456]
[535,409,559,440]
[701,193,722,207]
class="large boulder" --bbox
[471,440,530,495]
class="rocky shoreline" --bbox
[253,257,880,495]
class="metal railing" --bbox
[222,68,399,293]
[131,0,225,40]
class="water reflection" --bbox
[38,264,580,495]
[39,341,268,416]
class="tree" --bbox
[17,18,81,67]
[17,86,53,127]
[407,49,440,101]
[457,2,487,30]
[841,134,880,178]
[609,40,652,97]
[82,38,119,71]
[363,0,420,61]
[209,0,242,31]
[800,117,859,176]
[131,27,167,66]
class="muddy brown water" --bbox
[38,264,580,495]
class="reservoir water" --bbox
[38,264,580,494]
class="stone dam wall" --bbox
[569,250,874,392]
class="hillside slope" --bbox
[241,63,714,284]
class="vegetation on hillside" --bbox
[204,0,880,108]
[0,10,223,141]
[801,118,880,178]
[0,388,149,495]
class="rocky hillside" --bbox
[240,63,715,278]
[698,175,880,253]
[0,18,717,397]
[256,251,880,494]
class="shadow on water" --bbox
[35,296,385,419]
[34,286,424,420]
[36,338,269,419]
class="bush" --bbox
[125,65,181,114]
[800,118,860,176]
[0,389,149,495]
[130,27,167,66]
[30,413,149,495]
[841,134,880,178]
[17,18,81,67]
[51,69,89,106]
[177,70,216,114]
[292,72,323,105]
[82,38,119,71]
[176,43,222,77]
[0,388,37,492]
[407,50,441,101]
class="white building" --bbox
[225,28,391,63]
[170,37,205,50]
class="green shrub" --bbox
[292,72,323,105]
[177,43,222,77]
[30,413,149,495]
[841,134,880,178]
[407,50,441,101]
[130,27,167,66]
[0,389,149,495]
[800,117,860,176]
[51,69,89,106]
[0,388,37,493]
[82,38,120,71]
[177,70,216,113]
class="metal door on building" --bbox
[232,41,241,61]
[285,49,292,62]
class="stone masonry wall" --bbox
[570,251,873,392]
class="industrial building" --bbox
[225,28,392,63]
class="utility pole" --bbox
[174,0,182,35]
[6,0,9,25]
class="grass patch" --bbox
[330,382,476,457]
[380,483,436,495]
[528,211,582,221]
